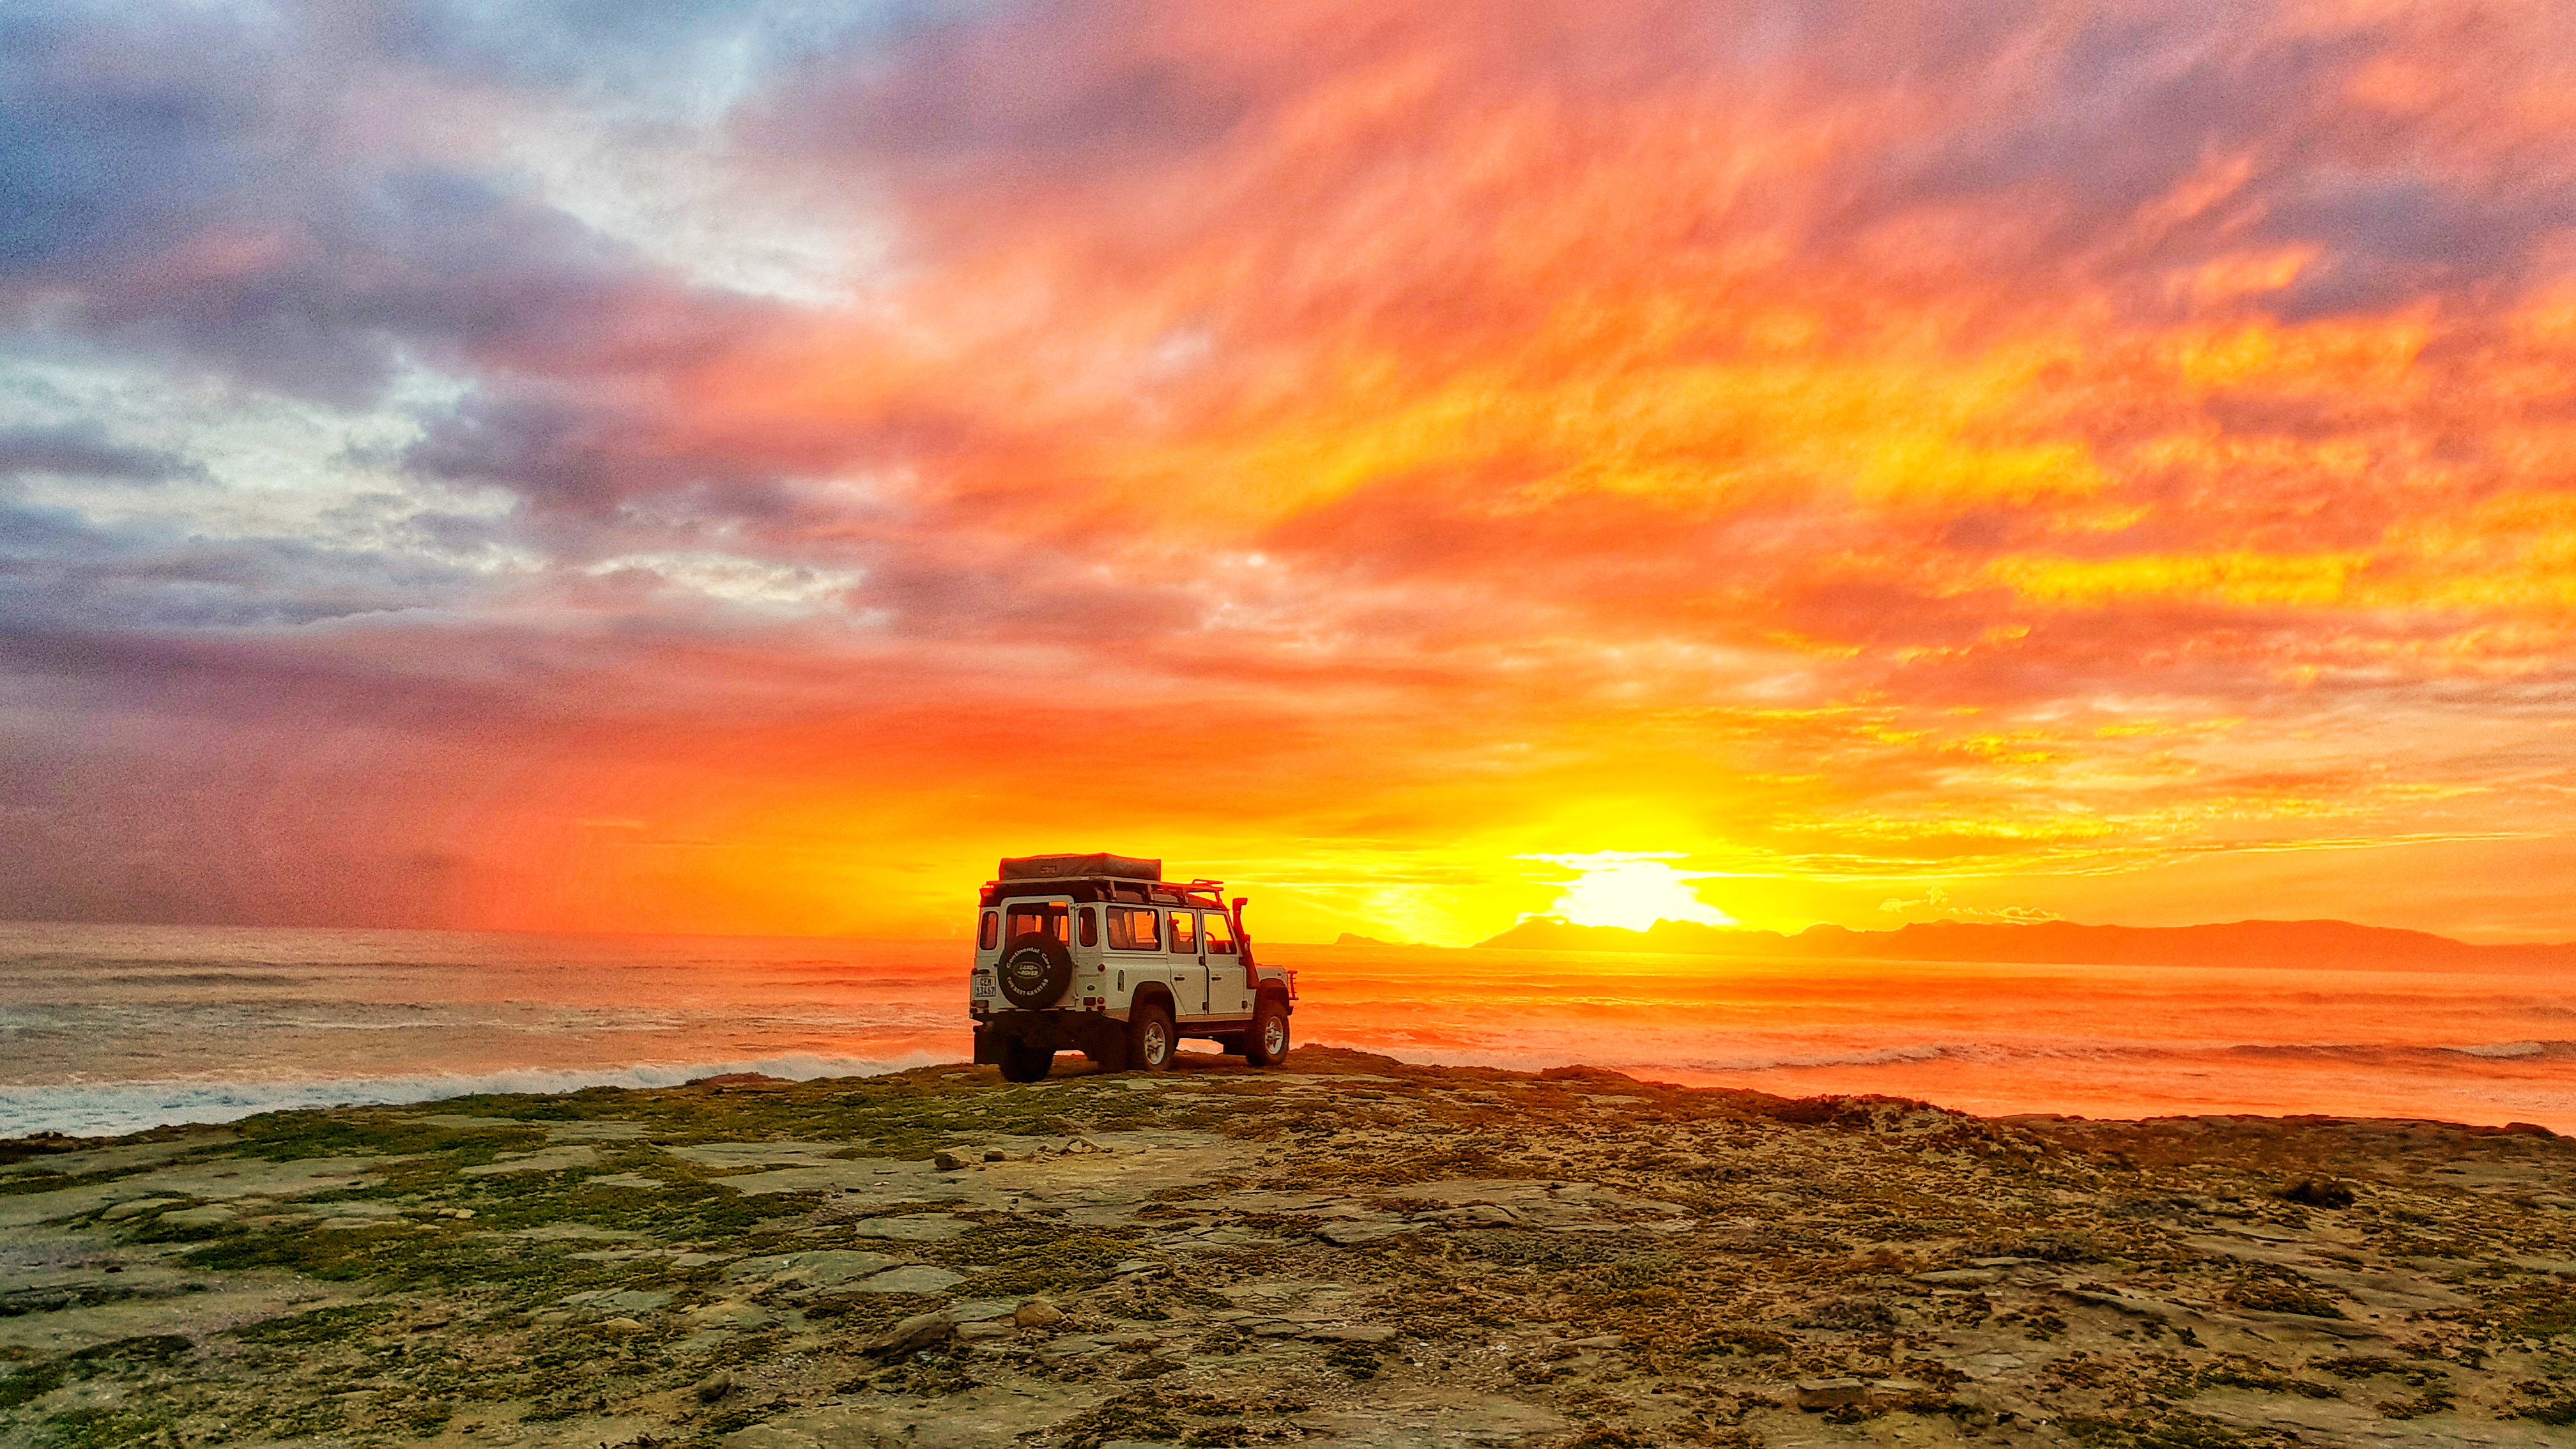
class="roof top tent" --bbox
[981,857,1243,951]
[997,854,1161,883]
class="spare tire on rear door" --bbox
[997,932,1074,1009]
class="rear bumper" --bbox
[974,1013,1130,1063]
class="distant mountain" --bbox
[1333,932,1411,947]
[1476,916,2576,970]
[1477,918,1754,955]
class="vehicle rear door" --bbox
[1006,901,1068,945]
[1167,907,1210,1017]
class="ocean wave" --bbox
[0,998,457,1018]
[94,972,305,986]
[6,1002,726,1031]
[2446,1039,2561,1059]
[0,954,457,974]
[2215,1039,2576,1063]
[1306,1032,2576,1077]
[0,1053,951,1140]
[1305,1037,1974,1075]
[1675,1042,1961,1071]
[1683,1039,2576,1071]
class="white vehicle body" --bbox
[968,854,1296,1081]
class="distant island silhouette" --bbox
[1477,916,2576,969]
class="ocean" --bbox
[3,921,2570,1138]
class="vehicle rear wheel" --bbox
[1128,1001,1176,1072]
[1243,995,1291,1068]
[998,1036,1053,1083]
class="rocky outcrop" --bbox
[1,1047,2569,1446]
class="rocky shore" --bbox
[3,1048,2572,1448]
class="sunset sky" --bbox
[4,1,2573,945]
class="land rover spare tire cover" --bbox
[997,933,1075,1009]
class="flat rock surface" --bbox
[1,1048,2572,1447]
[845,1213,973,1242]
[726,1250,910,1285]
[461,1145,602,1176]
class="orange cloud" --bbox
[9,0,2576,944]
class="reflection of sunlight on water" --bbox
[3,924,2572,1135]
[1271,944,2576,1130]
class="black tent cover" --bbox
[997,854,1162,882]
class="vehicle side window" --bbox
[1170,910,1197,953]
[979,912,998,950]
[1077,907,1098,946]
[1105,907,1161,951]
[1203,912,1236,954]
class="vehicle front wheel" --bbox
[998,1037,1054,1084]
[1243,995,1291,1068]
[1128,1001,1176,1072]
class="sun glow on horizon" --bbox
[1527,852,1739,933]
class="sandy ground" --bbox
[2,1047,2572,1448]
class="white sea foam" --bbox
[0,1053,946,1139]
[2450,1039,2547,1059]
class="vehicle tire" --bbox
[998,1036,1054,1083]
[1128,1000,1176,1072]
[996,933,1074,1009]
[1082,1030,1130,1071]
[1243,994,1291,1068]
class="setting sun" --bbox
[1528,853,1739,933]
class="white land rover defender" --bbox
[969,854,1297,1083]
